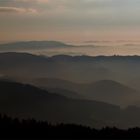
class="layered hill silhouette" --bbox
[0,80,122,128]
[30,78,140,107]
[1,80,140,128]
[1,52,140,85]
[1,52,140,107]
[81,80,140,106]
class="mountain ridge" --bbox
[0,79,122,128]
[1,80,140,128]
[0,41,74,51]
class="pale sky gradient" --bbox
[0,0,140,43]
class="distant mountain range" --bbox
[1,52,140,83]
[0,41,74,51]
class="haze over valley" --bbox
[1,0,140,137]
[1,41,140,56]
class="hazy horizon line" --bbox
[1,51,140,58]
[1,39,140,45]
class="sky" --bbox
[0,0,140,43]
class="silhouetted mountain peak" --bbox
[0,41,72,51]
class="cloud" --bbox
[0,7,37,14]
[36,0,48,3]
[13,0,48,4]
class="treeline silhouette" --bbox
[0,114,140,139]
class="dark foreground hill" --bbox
[1,80,140,128]
[0,80,120,128]
[0,114,140,139]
